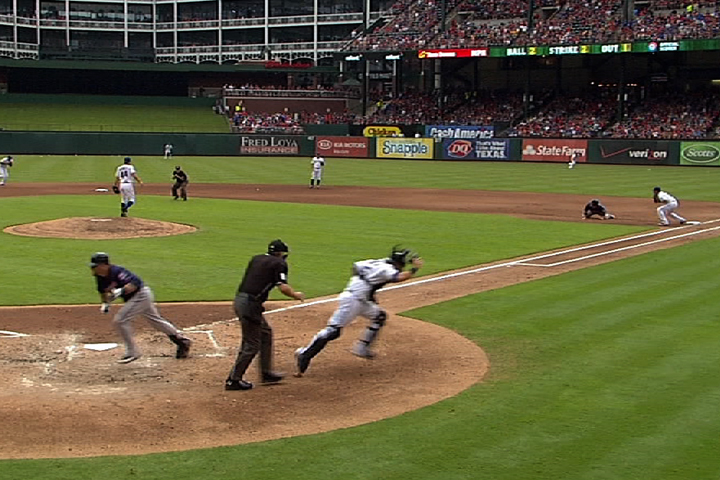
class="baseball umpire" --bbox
[171,165,189,201]
[295,246,423,378]
[582,199,615,220]
[225,239,305,391]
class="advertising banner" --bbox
[239,135,300,155]
[363,126,402,137]
[442,139,511,160]
[377,138,434,159]
[679,142,720,166]
[425,125,494,139]
[316,136,369,158]
[521,139,587,162]
[588,140,678,165]
[417,48,489,59]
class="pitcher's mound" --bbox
[3,217,196,239]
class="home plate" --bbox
[84,343,119,351]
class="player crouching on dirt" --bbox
[582,199,615,220]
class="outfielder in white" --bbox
[163,143,173,159]
[653,186,686,226]
[294,247,423,377]
[309,155,325,189]
[115,156,143,217]
[0,155,13,186]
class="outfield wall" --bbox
[1,131,718,166]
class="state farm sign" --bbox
[316,136,368,158]
[521,139,587,162]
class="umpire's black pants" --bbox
[228,293,274,381]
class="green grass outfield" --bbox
[1,157,720,479]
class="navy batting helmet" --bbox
[124,157,132,164]
[268,239,289,254]
[89,252,110,267]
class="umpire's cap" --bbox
[124,156,132,164]
[89,252,110,267]
[268,239,289,254]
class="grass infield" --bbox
[1,156,719,479]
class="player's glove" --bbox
[100,303,110,314]
[112,185,120,194]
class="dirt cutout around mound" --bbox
[4,216,197,239]
[1,183,719,459]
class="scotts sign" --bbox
[316,136,369,157]
[442,139,510,160]
[680,142,720,166]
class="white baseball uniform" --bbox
[116,164,138,204]
[0,156,12,185]
[311,156,325,181]
[656,190,686,225]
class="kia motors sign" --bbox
[680,142,720,166]
[588,140,677,165]
[240,136,300,155]
[521,139,587,162]
[377,138,434,159]
[442,139,510,160]
[426,125,494,139]
[316,136,369,158]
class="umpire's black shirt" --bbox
[237,254,288,302]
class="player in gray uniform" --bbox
[90,252,192,364]
[294,246,423,377]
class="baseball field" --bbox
[1,155,720,479]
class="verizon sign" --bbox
[521,139,587,162]
[316,136,368,158]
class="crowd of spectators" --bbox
[507,92,617,138]
[344,0,720,51]
[231,111,305,134]
[605,92,720,138]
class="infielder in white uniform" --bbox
[309,155,325,189]
[114,156,143,217]
[0,155,13,186]
[294,246,423,377]
[653,186,686,226]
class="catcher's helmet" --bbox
[389,245,414,267]
[268,239,289,254]
[124,156,132,164]
[89,252,110,267]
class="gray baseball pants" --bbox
[113,286,186,357]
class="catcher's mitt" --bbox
[112,185,120,194]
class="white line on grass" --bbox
[264,220,720,316]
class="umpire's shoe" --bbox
[261,371,284,384]
[225,379,253,391]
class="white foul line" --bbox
[0,330,29,338]
[263,220,720,316]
